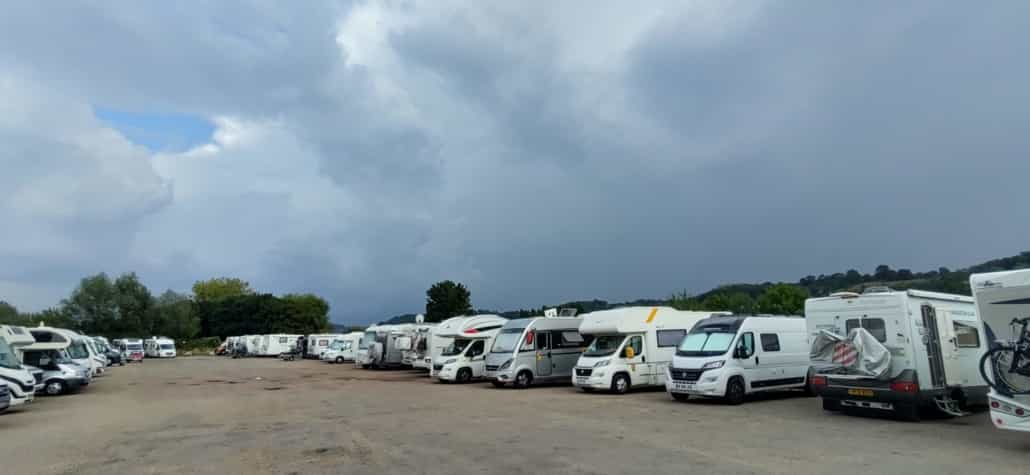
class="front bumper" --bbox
[436,365,457,381]
[665,367,725,396]
[572,367,612,389]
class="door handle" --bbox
[642,356,646,363]
[755,356,760,365]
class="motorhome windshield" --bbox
[0,338,21,369]
[677,329,736,357]
[442,339,472,356]
[360,332,375,349]
[67,341,90,359]
[584,335,625,357]
[160,344,175,350]
[127,344,143,351]
[490,328,525,353]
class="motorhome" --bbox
[806,288,988,421]
[356,324,415,369]
[320,332,364,363]
[0,325,39,408]
[259,334,303,356]
[572,307,716,394]
[427,316,507,376]
[122,338,145,363]
[306,334,347,359]
[144,337,177,358]
[666,315,811,404]
[485,312,588,388]
[20,346,91,395]
[30,326,102,377]
[970,269,1030,432]
[400,321,437,369]
[87,337,111,368]
[432,315,507,383]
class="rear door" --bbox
[921,305,948,389]
[536,332,552,377]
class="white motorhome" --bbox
[485,313,588,389]
[356,324,414,369]
[144,337,177,358]
[0,325,39,408]
[260,334,303,356]
[20,344,91,395]
[666,315,812,404]
[306,334,346,359]
[30,326,102,377]
[432,315,507,383]
[400,321,437,369]
[320,332,364,363]
[806,289,988,421]
[970,269,1030,432]
[572,307,716,394]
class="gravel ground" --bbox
[1,357,1026,475]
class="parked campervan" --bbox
[400,321,437,369]
[665,315,811,404]
[144,337,177,358]
[320,332,363,363]
[572,307,715,394]
[485,312,588,388]
[970,269,1030,432]
[432,315,507,383]
[0,325,38,408]
[306,334,346,359]
[20,346,91,395]
[356,324,415,368]
[30,326,102,377]
[260,334,303,356]
[122,338,145,362]
[806,288,987,421]
[85,337,110,368]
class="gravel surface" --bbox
[1,357,1026,474]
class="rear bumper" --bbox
[988,393,1030,432]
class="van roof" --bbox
[578,307,716,335]
[434,314,507,338]
[806,289,973,305]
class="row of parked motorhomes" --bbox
[217,269,1030,433]
[0,323,178,413]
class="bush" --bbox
[176,336,222,354]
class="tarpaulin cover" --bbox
[810,328,891,379]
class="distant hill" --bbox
[375,251,1030,324]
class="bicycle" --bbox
[980,317,1030,395]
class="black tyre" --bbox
[456,368,473,383]
[45,380,67,396]
[514,370,533,389]
[672,393,690,402]
[335,356,344,364]
[491,380,506,388]
[725,377,745,405]
[822,398,840,412]
[610,373,630,395]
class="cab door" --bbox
[622,335,646,386]
[734,332,759,391]
[536,332,552,377]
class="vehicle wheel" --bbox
[336,356,344,364]
[514,370,533,389]
[45,381,66,396]
[490,381,506,388]
[822,398,840,412]
[895,403,921,422]
[724,377,745,405]
[610,373,630,395]
[672,393,690,402]
[456,368,473,383]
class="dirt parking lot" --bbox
[1,357,1026,475]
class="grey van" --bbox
[485,317,590,388]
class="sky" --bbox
[2,1,1029,324]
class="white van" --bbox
[260,334,303,356]
[433,315,508,383]
[485,315,589,389]
[665,315,811,404]
[573,307,715,394]
[806,289,987,421]
[306,334,346,359]
[0,325,39,408]
[426,315,507,376]
[144,337,177,358]
[30,326,102,377]
[970,269,1030,432]
[321,332,363,363]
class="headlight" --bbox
[443,359,457,365]
[499,359,512,370]
[701,360,725,370]
[593,359,610,368]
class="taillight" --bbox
[889,381,919,393]
[1017,408,1026,416]
[811,376,827,387]
[991,401,1001,409]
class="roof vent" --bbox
[862,286,893,294]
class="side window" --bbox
[23,351,40,366]
[760,334,780,352]
[554,331,585,349]
[954,322,981,348]
[623,336,643,358]
[737,333,755,358]
[279,337,288,344]
[845,318,887,343]
[536,332,551,351]
[468,340,485,357]
[657,329,687,347]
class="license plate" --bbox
[576,377,588,384]
[674,382,696,392]
[847,388,874,397]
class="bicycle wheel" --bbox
[989,347,1030,395]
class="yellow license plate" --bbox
[847,389,874,397]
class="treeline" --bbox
[0,274,330,340]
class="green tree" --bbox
[668,291,703,311]
[425,280,472,322]
[63,273,119,335]
[150,290,200,340]
[192,277,253,302]
[756,284,808,315]
[278,294,331,334]
[114,272,154,336]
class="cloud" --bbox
[2,1,1029,322]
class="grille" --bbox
[485,365,498,371]
[670,368,704,382]
[33,372,43,384]
[432,364,443,371]
[575,368,592,377]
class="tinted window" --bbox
[279,337,288,343]
[536,332,551,350]
[468,340,485,357]
[954,322,980,348]
[760,333,780,352]
[657,329,686,347]
[845,318,886,343]
[737,333,755,358]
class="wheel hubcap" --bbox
[47,383,61,395]
[616,378,627,392]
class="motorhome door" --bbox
[920,305,949,389]
[933,309,963,387]
[536,332,552,377]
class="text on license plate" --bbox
[674,383,696,391]
[847,388,874,397]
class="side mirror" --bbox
[624,346,635,359]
